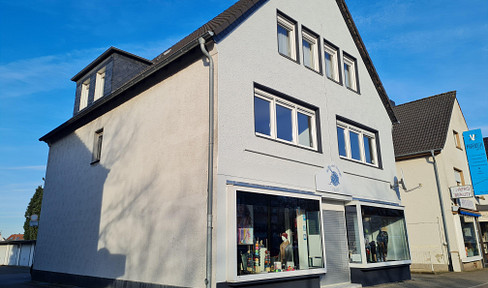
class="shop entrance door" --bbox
[479,221,488,267]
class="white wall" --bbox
[215,0,398,283]
[0,243,35,267]
[35,50,213,287]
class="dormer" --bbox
[71,47,152,115]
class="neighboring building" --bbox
[6,234,24,241]
[0,240,36,267]
[393,92,484,273]
[34,0,410,287]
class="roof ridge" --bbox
[394,90,457,107]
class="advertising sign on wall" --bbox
[450,185,473,198]
[463,129,488,195]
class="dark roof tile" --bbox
[392,91,457,158]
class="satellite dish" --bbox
[400,169,408,190]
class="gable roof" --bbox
[6,234,24,241]
[41,0,397,144]
[392,91,457,159]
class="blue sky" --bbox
[0,0,487,238]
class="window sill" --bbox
[90,159,100,166]
[349,260,412,269]
[461,255,482,263]
[456,146,463,151]
[346,86,360,95]
[278,52,300,64]
[234,268,326,283]
[304,65,322,76]
[326,77,342,86]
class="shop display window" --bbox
[345,205,410,264]
[236,191,324,275]
[460,216,480,257]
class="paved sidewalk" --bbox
[371,269,488,288]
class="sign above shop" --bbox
[463,129,488,195]
[315,164,347,195]
[458,198,477,211]
[450,185,473,199]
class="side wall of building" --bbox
[35,49,214,287]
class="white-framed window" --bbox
[337,120,378,166]
[324,41,339,82]
[343,53,358,91]
[79,79,90,111]
[236,190,324,276]
[254,88,317,150]
[277,13,297,61]
[302,29,320,72]
[345,204,411,266]
[94,67,106,101]
[91,128,103,164]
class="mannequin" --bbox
[279,232,290,263]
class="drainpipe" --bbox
[199,33,215,288]
[431,150,453,271]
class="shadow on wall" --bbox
[33,48,209,287]
[32,133,126,286]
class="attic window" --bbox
[453,130,462,150]
[91,129,104,164]
[277,13,297,61]
[343,53,358,92]
[302,28,320,72]
[324,41,339,82]
[94,67,106,102]
[79,79,90,111]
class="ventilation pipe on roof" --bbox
[430,150,453,271]
[199,33,215,288]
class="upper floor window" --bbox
[324,41,339,82]
[454,168,465,186]
[254,88,317,150]
[79,79,90,111]
[302,28,320,72]
[453,130,462,150]
[94,67,106,101]
[277,13,297,61]
[91,128,104,164]
[337,120,378,166]
[343,53,358,92]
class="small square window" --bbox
[302,29,320,72]
[92,129,103,164]
[79,79,90,111]
[94,67,106,101]
[343,54,358,92]
[324,41,339,82]
[277,13,297,61]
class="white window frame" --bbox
[302,29,320,72]
[337,121,378,166]
[79,79,90,111]
[255,88,317,150]
[227,184,327,282]
[343,54,358,91]
[277,14,297,61]
[94,67,106,101]
[346,202,412,268]
[324,42,339,82]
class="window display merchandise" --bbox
[236,191,324,275]
[460,216,480,257]
[346,205,410,264]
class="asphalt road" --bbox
[1,266,488,288]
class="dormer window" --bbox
[79,79,90,111]
[94,67,106,102]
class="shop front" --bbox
[345,202,411,286]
